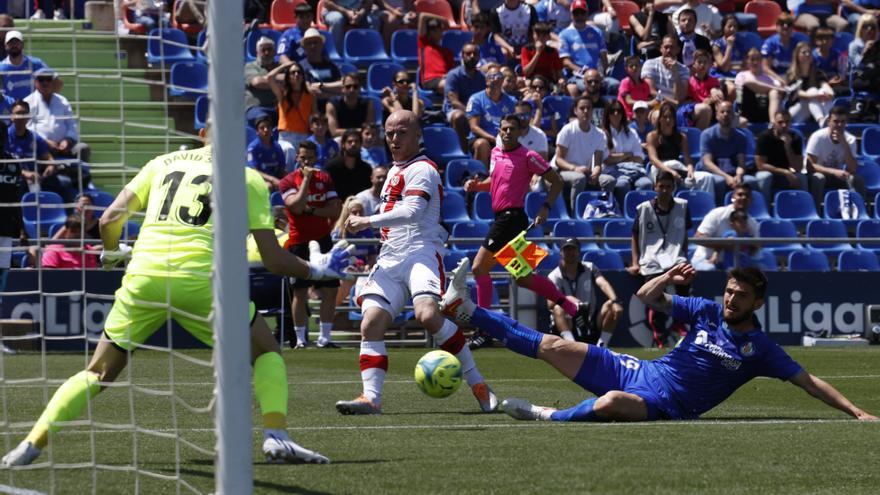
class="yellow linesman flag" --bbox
[494,231,548,279]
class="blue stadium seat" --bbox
[758,219,800,257]
[838,250,880,271]
[146,28,195,65]
[675,189,715,223]
[773,190,819,226]
[473,192,494,222]
[390,29,418,69]
[862,126,880,159]
[858,160,880,196]
[525,192,570,226]
[574,191,619,228]
[270,191,284,208]
[741,127,756,158]
[194,95,208,130]
[343,29,391,68]
[246,125,258,144]
[833,30,854,54]
[47,222,64,238]
[123,221,141,240]
[319,30,343,63]
[602,219,633,260]
[806,219,853,258]
[623,190,656,219]
[451,221,489,251]
[444,159,486,193]
[682,127,702,161]
[541,95,574,123]
[245,28,281,62]
[441,190,470,223]
[21,191,67,238]
[361,95,384,125]
[169,61,208,98]
[740,31,763,52]
[856,219,880,253]
[724,189,770,219]
[422,127,468,166]
[538,252,561,273]
[89,190,114,217]
[525,225,550,250]
[443,250,468,274]
[552,220,598,251]
[366,62,406,97]
[787,249,830,271]
[751,250,779,271]
[442,30,474,61]
[195,30,207,62]
[338,62,359,76]
[823,190,868,226]
[583,249,625,270]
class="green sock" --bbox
[26,370,101,448]
[254,352,288,429]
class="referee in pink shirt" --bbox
[464,114,584,349]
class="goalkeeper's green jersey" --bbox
[124,145,274,278]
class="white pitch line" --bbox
[0,484,47,495]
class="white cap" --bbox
[632,101,649,112]
[5,30,23,44]
[301,28,324,43]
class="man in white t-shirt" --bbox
[494,99,549,159]
[552,96,613,209]
[672,0,721,38]
[354,165,387,215]
[805,106,865,203]
[691,184,759,271]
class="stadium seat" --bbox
[338,62,359,76]
[195,30,207,62]
[270,0,308,31]
[445,159,486,193]
[123,221,141,240]
[318,29,343,63]
[823,190,868,227]
[858,160,880,196]
[525,225,551,250]
[681,127,702,161]
[856,219,880,253]
[22,191,67,238]
[787,249,830,271]
[525,192,570,225]
[414,0,459,28]
[675,189,715,223]
[552,220,599,251]
[724,189,770,219]
[245,28,281,62]
[451,221,489,251]
[473,192,494,222]
[610,1,640,36]
[366,62,406,97]
[583,249,625,270]
[806,219,853,258]
[862,126,880,159]
[89,190,114,217]
[837,250,880,271]
[623,190,657,219]
[343,29,391,68]
[361,95,384,125]
[741,127,756,158]
[442,30,473,61]
[444,250,468,273]
[194,95,208,130]
[758,219,800,257]
[270,191,284,208]
[602,219,634,260]
[833,30,854,54]
[751,250,779,271]
[169,61,208,98]
[773,190,819,226]
[538,252,560,273]
[422,127,468,166]
[542,95,574,123]
[441,190,470,223]
[745,0,781,38]
[146,28,196,65]
[390,29,419,69]
[246,125,258,144]
[740,31,763,52]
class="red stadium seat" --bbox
[744,1,782,39]
[415,0,459,29]
[611,1,640,36]
[270,0,307,31]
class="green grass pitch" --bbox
[2,347,879,494]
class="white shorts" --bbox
[356,248,445,318]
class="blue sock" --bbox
[470,307,543,359]
[550,398,601,422]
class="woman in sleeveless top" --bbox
[267,60,317,168]
[646,101,716,198]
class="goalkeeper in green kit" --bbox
[2,125,355,467]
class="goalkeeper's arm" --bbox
[252,230,353,280]
[99,188,141,250]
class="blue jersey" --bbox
[0,93,14,115]
[558,24,606,71]
[443,65,486,115]
[812,48,846,78]
[0,56,48,101]
[360,145,387,168]
[466,90,517,138]
[6,127,49,172]
[306,135,340,169]
[276,27,307,63]
[761,33,809,74]
[247,137,287,178]
[478,38,507,68]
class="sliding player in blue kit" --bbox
[440,259,877,422]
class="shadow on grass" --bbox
[166,464,337,494]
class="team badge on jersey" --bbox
[740,342,755,357]
[316,182,324,191]
[391,175,401,186]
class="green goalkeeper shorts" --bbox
[104,274,256,351]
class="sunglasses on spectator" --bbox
[516,112,532,120]
[36,77,54,83]
[533,84,547,90]
[395,78,410,84]
[289,70,303,75]
[488,73,504,81]
[586,79,601,84]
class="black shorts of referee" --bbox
[482,208,529,252]
[288,235,341,289]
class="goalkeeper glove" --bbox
[307,240,357,280]
[100,243,132,270]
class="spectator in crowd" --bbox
[244,36,280,128]
[25,69,91,164]
[494,99,549,160]
[471,12,507,68]
[278,140,343,349]
[52,192,100,240]
[445,43,487,154]
[711,14,747,88]
[629,0,675,60]
[325,128,373,201]
[761,13,809,79]
[690,184,757,271]
[805,106,866,203]
[842,1,880,31]
[298,28,343,96]
[0,15,13,61]
[322,0,382,53]
[359,123,388,167]
[755,109,808,198]
[734,48,786,125]
[582,69,607,127]
[629,100,654,144]
[547,237,622,345]
[849,14,878,68]
[121,0,167,33]
[521,22,563,81]
[467,65,518,165]
[306,114,339,168]
[0,122,22,303]
[39,216,100,269]
[355,165,388,214]
[701,101,772,203]
[7,101,55,195]
[326,73,374,138]
[645,101,713,194]
[642,35,690,115]
[489,0,539,60]
[676,8,712,68]
[786,41,835,125]
[560,0,613,97]
[617,56,651,119]
[277,3,316,64]
[601,99,652,206]
[529,75,564,141]
[500,66,522,99]
[673,0,720,39]
[683,49,722,130]
[173,0,205,26]
[553,96,613,208]
[1,31,49,103]
[795,0,848,32]
[417,13,455,95]
[331,196,378,307]
[810,26,848,93]
[30,0,67,20]
[533,0,571,33]
[266,60,318,166]
[377,0,417,51]
[627,170,692,348]
[380,70,422,120]
[247,116,288,190]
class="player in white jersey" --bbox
[335,110,498,415]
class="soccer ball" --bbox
[414,350,462,398]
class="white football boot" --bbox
[499,398,554,421]
[439,257,475,323]
[2,441,41,467]
[262,430,330,464]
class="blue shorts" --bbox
[676,103,696,128]
[573,345,683,420]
